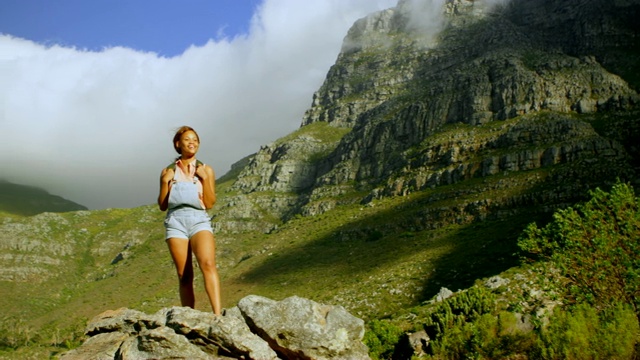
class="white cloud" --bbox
[399,0,447,41]
[398,0,512,46]
[0,0,397,209]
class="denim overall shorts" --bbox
[164,176,213,240]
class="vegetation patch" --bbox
[364,180,640,359]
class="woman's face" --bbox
[176,130,200,156]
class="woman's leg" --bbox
[190,230,221,315]
[166,238,195,308]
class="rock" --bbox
[85,308,165,336]
[435,287,454,302]
[59,332,129,360]
[484,275,510,289]
[164,306,277,360]
[393,328,431,360]
[117,327,213,360]
[238,295,370,360]
[61,295,369,360]
[407,330,430,357]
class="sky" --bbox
[0,0,399,210]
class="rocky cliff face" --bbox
[213,0,640,233]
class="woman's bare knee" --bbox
[198,258,217,273]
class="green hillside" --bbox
[0,166,540,358]
[2,163,638,359]
[0,180,87,216]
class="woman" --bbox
[158,126,221,315]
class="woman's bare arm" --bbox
[158,168,174,211]
[196,164,216,209]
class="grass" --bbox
[275,121,351,147]
[219,168,555,319]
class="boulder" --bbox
[238,295,370,360]
[60,295,369,360]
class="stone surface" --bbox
[238,295,370,360]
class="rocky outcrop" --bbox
[356,112,633,200]
[306,0,638,192]
[0,208,157,283]
[60,295,370,360]
[0,212,75,281]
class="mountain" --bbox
[0,180,87,216]
[1,0,639,358]
[216,0,639,234]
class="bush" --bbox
[364,319,404,360]
[518,181,640,314]
[426,308,535,359]
[471,311,537,359]
[423,286,496,341]
[533,302,639,360]
[420,286,535,359]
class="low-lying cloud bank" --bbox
[0,0,396,209]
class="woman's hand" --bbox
[195,163,208,180]
[161,168,175,184]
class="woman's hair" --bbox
[172,126,199,154]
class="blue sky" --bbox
[0,0,404,209]
[0,0,261,57]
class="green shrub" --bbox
[424,286,496,340]
[533,302,639,360]
[426,308,535,359]
[518,181,640,314]
[420,286,519,359]
[471,311,537,359]
[0,317,38,349]
[364,319,404,360]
